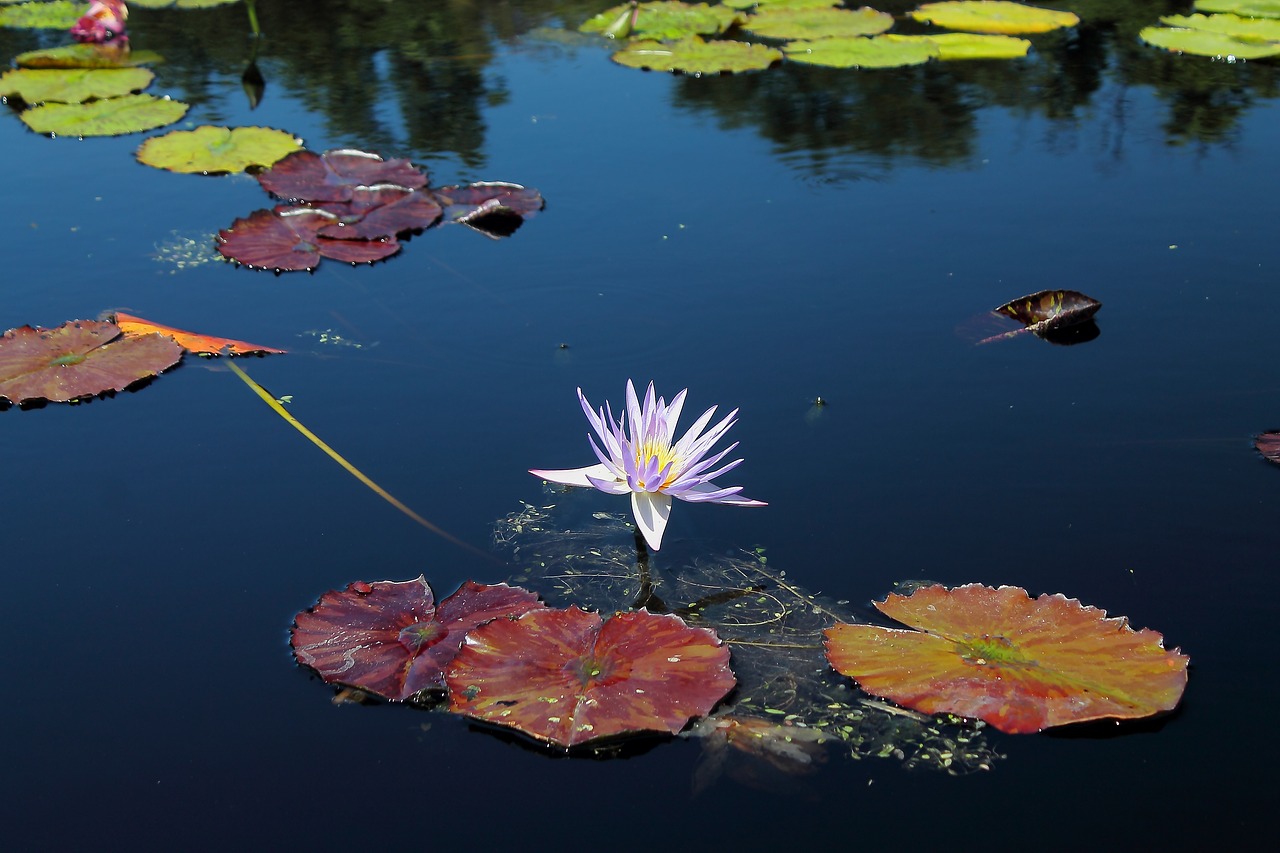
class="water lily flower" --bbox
[531,380,766,551]
[71,0,128,44]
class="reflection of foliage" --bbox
[495,494,1003,775]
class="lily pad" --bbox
[612,35,784,73]
[910,1,1079,35]
[884,32,1031,60]
[1139,26,1280,59]
[292,577,545,702]
[256,148,428,203]
[447,607,736,747]
[131,0,241,7]
[315,184,444,240]
[784,36,940,68]
[724,0,839,8]
[0,320,183,405]
[431,181,545,225]
[977,288,1101,344]
[0,67,154,105]
[135,126,303,174]
[1162,12,1280,41]
[113,312,285,356]
[1194,0,1280,18]
[581,1,742,40]
[21,93,189,137]
[216,207,401,272]
[0,0,81,29]
[15,44,162,69]
[825,584,1189,734]
[1255,431,1280,464]
[743,7,894,40]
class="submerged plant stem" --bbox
[225,359,496,562]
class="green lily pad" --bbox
[784,35,940,68]
[910,1,1079,35]
[0,67,154,105]
[130,0,241,7]
[723,0,839,8]
[612,35,783,73]
[16,44,164,69]
[581,2,741,40]
[0,0,81,29]
[1160,13,1280,42]
[884,32,1031,59]
[21,93,189,137]
[136,126,304,174]
[1194,0,1280,19]
[743,6,894,40]
[1139,26,1280,59]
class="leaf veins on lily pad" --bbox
[292,577,545,702]
[613,35,783,74]
[910,1,1079,35]
[0,67,154,105]
[824,584,1189,734]
[135,125,303,174]
[113,312,285,356]
[256,148,427,203]
[446,607,735,748]
[316,184,443,240]
[21,93,189,137]
[0,320,182,405]
[216,207,400,271]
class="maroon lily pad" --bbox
[1255,432,1280,464]
[824,584,1189,734]
[431,181,545,237]
[291,576,545,702]
[978,289,1102,345]
[257,148,428,203]
[0,320,183,405]
[446,607,736,747]
[217,207,400,271]
[315,184,443,240]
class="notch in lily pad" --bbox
[291,576,547,703]
[825,583,1189,734]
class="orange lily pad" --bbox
[446,607,735,747]
[114,311,285,356]
[291,576,545,702]
[824,584,1189,734]
[0,320,182,405]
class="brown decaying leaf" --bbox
[1255,432,1280,464]
[114,311,285,356]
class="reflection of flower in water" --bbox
[71,0,128,44]
[531,379,765,550]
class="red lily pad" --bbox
[315,184,443,240]
[0,320,183,405]
[430,182,544,237]
[256,148,428,203]
[113,311,285,356]
[824,584,1189,734]
[216,207,400,271]
[446,607,735,747]
[1256,431,1280,464]
[291,576,545,702]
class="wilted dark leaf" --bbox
[0,320,182,405]
[292,576,545,702]
[216,207,400,271]
[316,184,443,240]
[257,148,427,203]
[446,607,735,747]
[1255,431,1280,464]
[431,181,545,223]
[977,289,1101,344]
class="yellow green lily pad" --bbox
[910,1,1078,34]
[1193,0,1280,18]
[1139,25,1280,58]
[130,0,241,7]
[16,45,164,69]
[1161,12,1280,41]
[581,2,742,40]
[743,6,894,39]
[0,67,154,104]
[0,0,81,29]
[884,32,1031,59]
[136,126,304,174]
[21,93,189,137]
[612,35,783,73]
[783,35,940,68]
[723,0,838,9]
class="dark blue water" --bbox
[3,2,1278,848]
